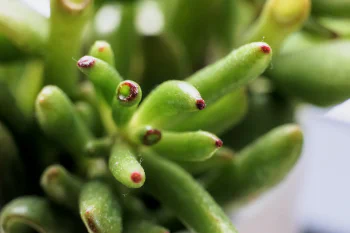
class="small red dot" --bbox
[98,46,105,52]
[196,99,206,110]
[131,172,142,183]
[260,45,271,54]
[215,139,223,148]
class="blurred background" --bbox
[235,104,350,233]
[14,0,350,232]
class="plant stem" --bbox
[45,0,93,97]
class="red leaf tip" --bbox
[215,139,223,148]
[131,172,143,183]
[143,129,162,146]
[196,99,206,110]
[95,41,108,52]
[98,46,105,52]
[117,81,139,103]
[46,167,60,182]
[84,210,99,233]
[260,44,271,54]
[77,56,96,68]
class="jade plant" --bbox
[0,0,349,232]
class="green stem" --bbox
[94,2,138,78]
[0,82,28,134]
[141,150,238,233]
[0,122,25,205]
[266,40,350,106]
[178,147,236,175]
[0,35,26,62]
[15,60,44,120]
[112,80,142,128]
[164,0,217,68]
[109,140,145,188]
[303,18,339,39]
[137,0,189,93]
[45,0,93,97]
[151,130,223,161]
[35,86,93,174]
[75,101,101,136]
[222,88,295,150]
[77,56,123,106]
[207,124,303,207]
[167,89,248,135]
[210,0,238,57]
[186,42,272,105]
[86,42,120,134]
[124,220,169,233]
[79,181,123,233]
[85,137,113,158]
[130,80,205,128]
[241,0,310,53]
[40,164,84,211]
[140,34,189,95]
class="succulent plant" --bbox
[0,0,348,232]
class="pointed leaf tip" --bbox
[260,44,271,54]
[196,99,206,110]
[215,139,223,148]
